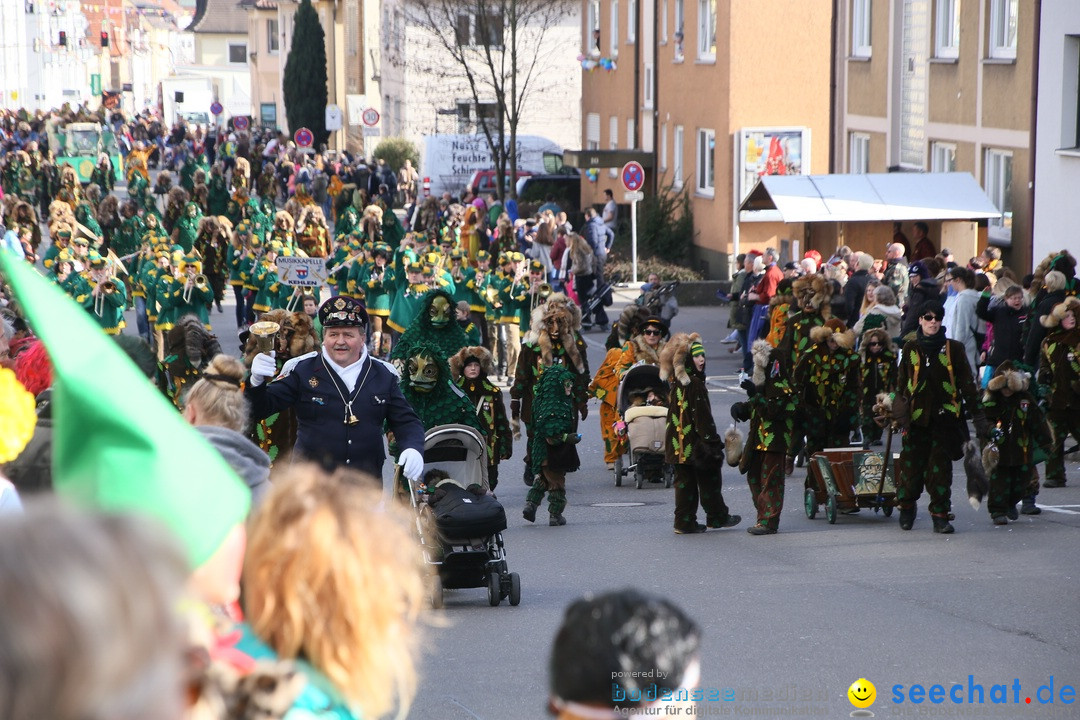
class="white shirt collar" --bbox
[321,344,369,391]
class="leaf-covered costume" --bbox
[660,333,736,532]
[982,363,1053,519]
[451,346,513,490]
[895,329,984,519]
[524,364,580,517]
[172,203,203,253]
[776,274,833,377]
[1036,300,1080,485]
[389,288,469,362]
[397,341,484,434]
[792,323,860,457]
[858,328,898,446]
[731,340,797,531]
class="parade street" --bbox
[165,294,1080,720]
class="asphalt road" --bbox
[64,199,1080,720]
[193,293,1080,720]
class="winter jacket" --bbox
[975,293,1028,370]
[945,288,983,376]
[844,270,873,326]
[901,278,942,338]
[853,303,903,342]
[1024,289,1067,369]
[197,425,272,507]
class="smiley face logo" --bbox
[848,678,876,709]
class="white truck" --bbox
[160,76,216,131]
[421,134,563,199]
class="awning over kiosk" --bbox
[739,172,1002,224]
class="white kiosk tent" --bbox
[737,172,1003,263]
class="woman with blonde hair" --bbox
[239,465,428,720]
[182,353,271,505]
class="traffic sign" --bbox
[362,127,381,138]
[624,191,644,202]
[361,108,380,127]
[621,161,645,192]
[233,116,249,131]
[294,127,314,148]
[325,104,342,131]
[210,101,223,115]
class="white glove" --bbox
[249,352,277,387]
[399,447,424,482]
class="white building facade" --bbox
[1031,0,1080,265]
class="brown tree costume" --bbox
[660,333,740,533]
[242,309,320,464]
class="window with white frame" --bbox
[661,0,668,43]
[698,0,716,59]
[643,63,654,108]
[611,0,619,56]
[660,123,668,170]
[1066,36,1080,149]
[989,0,1018,60]
[673,125,684,188]
[851,0,871,58]
[674,0,684,60]
[934,0,959,58]
[587,0,600,51]
[696,128,715,195]
[268,18,279,54]
[627,0,636,43]
[984,148,1013,243]
[849,133,869,173]
[610,116,619,177]
[930,141,956,172]
[586,113,600,150]
[228,42,248,64]
[627,118,636,149]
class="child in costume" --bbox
[451,346,513,491]
[660,333,741,534]
[981,361,1053,525]
[858,327,898,449]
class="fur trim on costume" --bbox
[791,274,834,314]
[659,332,699,386]
[981,442,1000,478]
[724,425,744,468]
[1041,296,1080,328]
[859,327,894,358]
[274,210,294,232]
[616,305,652,346]
[629,333,663,366]
[243,309,318,366]
[449,345,495,381]
[534,302,585,373]
[809,319,855,350]
[751,339,772,387]
[964,440,990,509]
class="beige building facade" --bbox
[580,0,834,278]
[834,0,1035,271]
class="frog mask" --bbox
[407,350,439,393]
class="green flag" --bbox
[0,254,250,567]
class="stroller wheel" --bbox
[508,572,521,606]
[635,464,645,490]
[614,457,623,486]
[664,465,673,489]
[429,577,444,609]
[487,572,502,607]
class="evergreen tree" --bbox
[283,0,328,145]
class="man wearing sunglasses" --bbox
[890,301,988,533]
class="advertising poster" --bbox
[738,127,811,203]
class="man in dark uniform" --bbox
[246,296,426,481]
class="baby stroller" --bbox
[407,424,521,608]
[612,364,673,489]
[636,280,680,323]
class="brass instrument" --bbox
[249,321,281,353]
[529,281,553,312]
[94,280,117,316]
[285,288,303,312]
[484,286,501,305]
[182,274,209,304]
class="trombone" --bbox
[529,281,553,313]
[182,274,209,304]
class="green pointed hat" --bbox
[0,254,250,567]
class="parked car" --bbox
[468,169,533,197]
[516,172,582,212]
